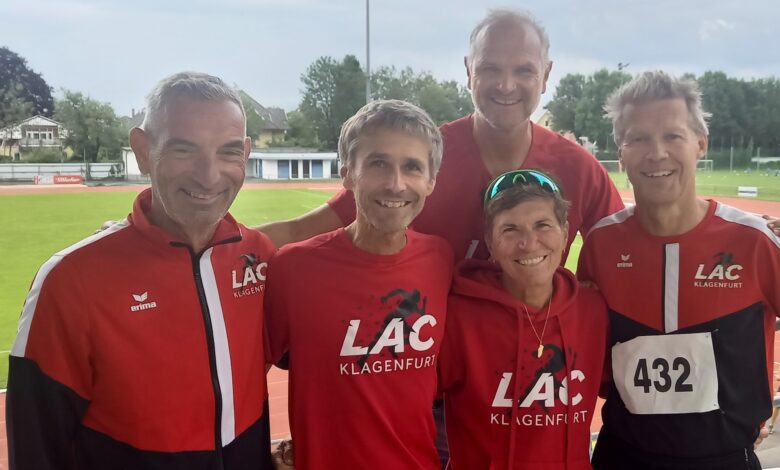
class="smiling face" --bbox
[618,98,708,208]
[466,20,552,133]
[487,198,567,297]
[342,128,435,237]
[131,97,250,244]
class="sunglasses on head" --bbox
[483,169,562,208]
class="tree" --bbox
[284,110,319,148]
[545,73,584,133]
[0,47,54,127]
[299,55,366,149]
[545,69,631,151]
[370,66,473,124]
[54,90,125,162]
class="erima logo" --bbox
[616,253,633,268]
[131,292,157,312]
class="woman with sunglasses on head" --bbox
[438,169,609,470]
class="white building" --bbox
[122,147,339,181]
[247,150,338,179]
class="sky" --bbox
[3,0,779,117]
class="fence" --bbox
[0,162,125,182]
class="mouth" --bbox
[376,200,411,208]
[641,170,674,178]
[182,189,223,201]
[491,97,522,106]
[514,254,548,266]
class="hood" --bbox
[451,258,579,318]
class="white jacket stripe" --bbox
[199,248,236,446]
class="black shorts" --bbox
[592,429,762,470]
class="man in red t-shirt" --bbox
[259,8,623,262]
[265,100,453,469]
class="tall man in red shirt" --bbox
[578,71,780,469]
[265,100,453,469]
[6,72,275,470]
[260,8,623,261]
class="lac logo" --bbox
[232,253,268,298]
[693,252,743,289]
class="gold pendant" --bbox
[537,344,544,357]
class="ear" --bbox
[561,221,570,247]
[696,134,709,160]
[425,174,436,197]
[129,127,152,175]
[243,136,252,163]
[464,56,472,91]
[340,165,354,191]
[541,60,553,94]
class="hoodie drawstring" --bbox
[559,315,574,470]
[506,303,524,470]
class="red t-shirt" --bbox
[328,116,624,261]
[265,228,453,470]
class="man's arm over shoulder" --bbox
[759,229,780,317]
[576,231,599,285]
[256,188,356,248]
[580,156,624,237]
[257,203,343,248]
[7,259,92,470]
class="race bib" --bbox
[612,332,720,415]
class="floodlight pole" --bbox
[365,0,371,103]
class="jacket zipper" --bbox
[191,249,225,470]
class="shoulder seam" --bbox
[713,202,780,250]
[591,206,635,232]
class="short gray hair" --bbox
[605,70,711,145]
[142,71,246,138]
[338,99,443,178]
[468,8,550,66]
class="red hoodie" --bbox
[439,260,609,470]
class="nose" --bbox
[386,166,407,193]
[497,71,517,94]
[515,229,537,249]
[192,154,221,187]
[647,138,669,162]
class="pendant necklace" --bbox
[523,298,552,358]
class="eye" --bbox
[666,133,683,141]
[170,146,194,157]
[369,159,387,168]
[220,148,245,160]
[405,162,423,172]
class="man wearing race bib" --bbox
[578,71,780,469]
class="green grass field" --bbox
[608,169,780,201]
[0,188,333,387]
